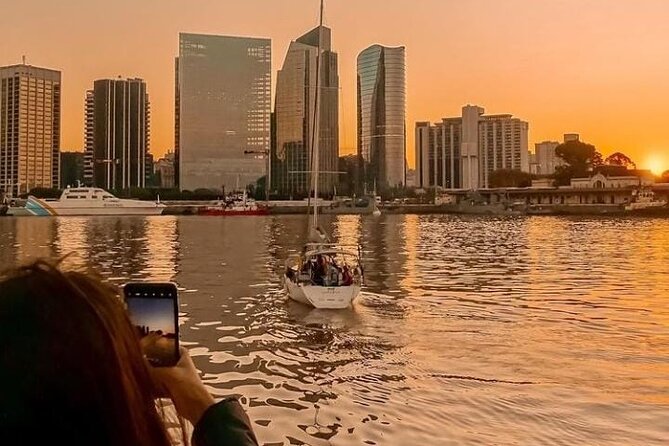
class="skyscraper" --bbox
[357,45,406,190]
[0,63,61,196]
[273,26,339,197]
[176,33,271,192]
[416,105,529,190]
[83,78,150,190]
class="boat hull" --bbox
[624,206,669,216]
[199,209,269,216]
[25,197,165,216]
[48,207,165,216]
[284,276,360,309]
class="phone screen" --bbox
[123,282,179,367]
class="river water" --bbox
[0,215,668,445]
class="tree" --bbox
[25,188,62,199]
[489,169,533,188]
[604,152,636,169]
[660,170,669,183]
[553,140,603,185]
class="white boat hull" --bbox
[284,276,360,309]
[47,206,165,216]
[624,202,667,211]
[26,196,165,216]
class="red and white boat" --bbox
[199,193,269,216]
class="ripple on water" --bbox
[1,215,668,445]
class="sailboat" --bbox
[284,0,364,309]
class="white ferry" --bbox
[624,188,667,212]
[25,187,165,216]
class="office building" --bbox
[415,105,529,189]
[0,63,61,196]
[405,168,416,188]
[176,33,271,192]
[154,151,176,188]
[357,45,406,190]
[84,78,150,190]
[273,26,339,197]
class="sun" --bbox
[645,155,666,176]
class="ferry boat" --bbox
[198,193,269,216]
[25,187,165,216]
[624,188,667,212]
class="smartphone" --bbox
[123,282,180,367]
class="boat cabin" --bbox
[57,188,119,202]
[286,245,363,288]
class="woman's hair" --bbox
[0,261,173,445]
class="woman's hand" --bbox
[149,347,216,426]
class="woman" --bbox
[0,261,258,446]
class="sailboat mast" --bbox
[310,0,324,230]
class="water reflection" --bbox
[0,215,667,445]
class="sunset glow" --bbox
[644,155,667,176]
[2,0,669,168]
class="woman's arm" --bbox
[150,348,259,446]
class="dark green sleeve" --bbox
[192,398,259,446]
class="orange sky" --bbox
[2,0,668,172]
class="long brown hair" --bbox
[0,261,173,445]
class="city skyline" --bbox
[2,0,669,174]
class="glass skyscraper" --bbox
[0,63,61,196]
[84,78,150,190]
[175,33,271,192]
[273,26,339,198]
[357,45,406,190]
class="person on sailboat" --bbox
[325,261,339,287]
[314,255,327,286]
[342,265,353,286]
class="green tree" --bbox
[26,187,62,199]
[489,169,533,188]
[553,140,603,185]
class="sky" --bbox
[127,297,176,334]
[2,0,668,173]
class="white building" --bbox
[534,141,561,175]
[415,105,529,190]
[571,172,654,189]
[154,151,176,189]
